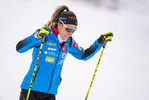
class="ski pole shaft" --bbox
[26,36,46,100]
[85,40,107,100]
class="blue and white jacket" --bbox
[16,24,103,95]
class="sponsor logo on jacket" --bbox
[73,41,78,48]
[62,53,66,58]
[48,47,57,51]
[62,45,67,52]
[45,56,55,63]
[47,42,57,46]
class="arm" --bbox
[69,40,103,61]
[16,28,50,53]
[16,31,41,53]
[69,32,113,61]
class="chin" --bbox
[63,37,68,40]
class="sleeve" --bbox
[68,39,103,61]
[16,30,42,53]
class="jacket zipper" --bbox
[47,33,65,93]
[47,49,61,93]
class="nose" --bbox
[67,31,73,36]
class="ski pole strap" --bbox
[46,20,52,29]
[110,28,116,33]
[103,28,116,48]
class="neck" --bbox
[52,23,67,44]
[58,34,67,44]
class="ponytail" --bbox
[45,5,76,28]
[51,5,69,23]
[45,5,69,28]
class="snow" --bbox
[0,0,149,100]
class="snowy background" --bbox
[0,0,149,100]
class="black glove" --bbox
[98,32,113,43]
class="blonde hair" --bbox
[45,5,76,28]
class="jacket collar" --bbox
[51,23,67,44]
[52,23,59,38]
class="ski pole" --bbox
[85,40,107,100]
[26,36,46,100]
[85,29,116,100]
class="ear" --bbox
[57,23,63,28]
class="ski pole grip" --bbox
[42,36,46,43]
[103,40,108,48]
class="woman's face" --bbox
[57,23,77,40]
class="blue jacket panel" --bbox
[16,28,103,95]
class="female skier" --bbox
[16,5,113,100]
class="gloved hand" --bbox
[37,27,51,38]
[98,32,113,43]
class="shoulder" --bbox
[69,37,79,49]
